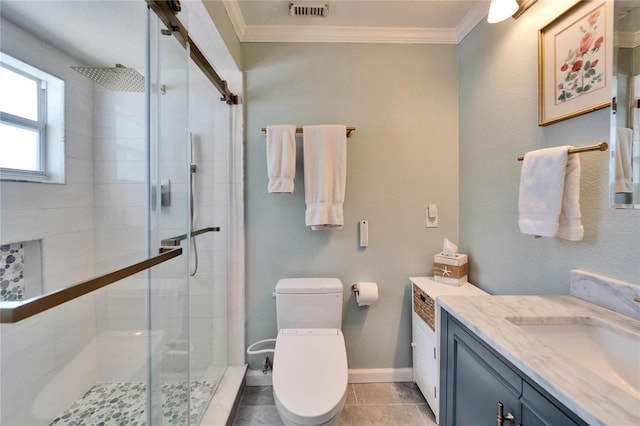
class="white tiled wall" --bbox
[187,61,230,376]
[0,18,96,293]
[93,88,147,274]
[0,18,100,424]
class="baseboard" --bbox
[245,369,273,386]
[348,368,413,383]
[245,367,413,386]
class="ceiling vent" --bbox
[289,2,330,17]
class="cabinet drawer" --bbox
[413,284,435,331]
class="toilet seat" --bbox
[273,328,348,426]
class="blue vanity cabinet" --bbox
[440,311,586,426]
[520,382,581,426]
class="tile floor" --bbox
[231,382,437,425]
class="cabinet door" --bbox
[442,316,522,426]
[521,382,578,426]
[412,312,438,414]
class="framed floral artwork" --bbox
[538,1,613,126]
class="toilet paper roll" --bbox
[356,282,378,307]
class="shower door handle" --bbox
[160,226,220,247]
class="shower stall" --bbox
[0,1,244,424]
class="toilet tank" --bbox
[275,278,343,331]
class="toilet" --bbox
[272,278,348,426]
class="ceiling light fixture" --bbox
[488,0,539,24]
[487,0,519,23]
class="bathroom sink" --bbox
[507,316,640,398]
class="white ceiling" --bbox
[223,0,490,44]
[0,0,489,71]
[1,0,148,68]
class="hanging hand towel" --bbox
[518,146,583,240]
[303,125,347,230]
[266,125,297,193]
[615,127,633,193]
[556,153,583,241]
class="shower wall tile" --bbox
[213,273,229,318]
[94,183,146,207]
[42,231,95,293]
[0,209,42,243]
[0,182,41,210]
[94,206,145,228]
[93,136,121,161]
[36,183,86,209]
[212,319,229,364]
[0,17,97,299]
[52,294,97,364]
[212,224,230,252]
[1,311,59,424]
[94,229,146,274]
[214,159,231,184]
[197,161,226,191]
[65,132,94,161]
[213,183,231,207]
[41,207,94,237]
[189,229,216,252]
[66,157,94,184]
[94,161,145,184]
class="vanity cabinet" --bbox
[409,277,488,423]
[439,311,588,426]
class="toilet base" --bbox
[274,387,346,426]
[275,400,343,426]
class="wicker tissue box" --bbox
[433,253,468,286]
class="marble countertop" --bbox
[438,294,640,426]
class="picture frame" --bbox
[538,0,613,126]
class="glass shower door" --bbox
[147,8,190,425]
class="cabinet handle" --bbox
[420,294,426,302]
[497,402,515,426]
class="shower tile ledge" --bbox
[200,364,247,425]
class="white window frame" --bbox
[0,52,65,183]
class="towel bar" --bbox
[261,127,356,138]
[517,142,608,161]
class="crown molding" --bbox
[223,0,247,41]
[241,25,458,44]
[455,0,489,43]
[224,0,486,45]
[617,31,640,49]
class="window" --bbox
[0,52,64,183]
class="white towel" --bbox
[518,146,583,240]
[266,125,297,193]
[615,127,633,193]
[303,125,347,230]
[556,154,583,241]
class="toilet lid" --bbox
[273,329,348,425]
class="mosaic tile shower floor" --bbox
[49,380,214,426]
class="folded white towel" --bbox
[266,125,297,193]
[518,146,583,240]
[303,125,347,230]
[615,127,633,193]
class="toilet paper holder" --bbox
[351,282,379,307]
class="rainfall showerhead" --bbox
[71,64,144,92]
